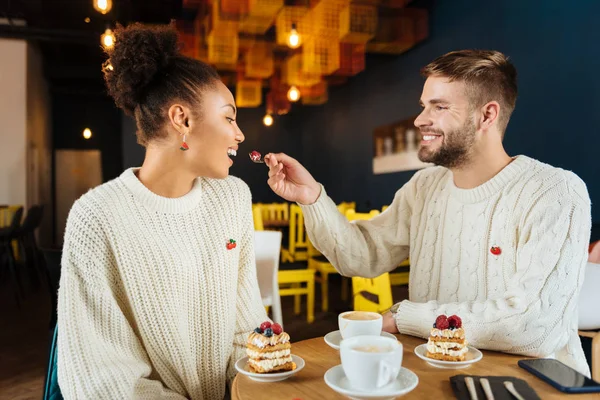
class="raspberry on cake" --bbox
[426,314,468,361]
[246,321,296,373]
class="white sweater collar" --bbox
[446,155,533,203]
[118,168,203,214]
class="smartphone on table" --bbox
[518,358,600,394]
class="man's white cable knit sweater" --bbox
[301,155,591,376]
[57,169,268,400]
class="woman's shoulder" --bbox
[68,176,128,224]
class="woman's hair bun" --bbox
[103,23,179,115]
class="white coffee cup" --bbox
[340,335,403,392]
[338,311,382,339]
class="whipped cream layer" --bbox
[427,342,468,357]
[246,349,291,360]
[248,356,293,370]
[429,327,465,339]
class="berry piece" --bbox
[226,243,234,250]
[264,328,273,337]
[250,151,262,162]
[435,315,449,330]
[490,246,501,256]
[254,327,262,334]
[260,321,272,331]
[271,323,283,335]
[448,315,462,329]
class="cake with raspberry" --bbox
[246,321,296,373]
[426,314,468,361]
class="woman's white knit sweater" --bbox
[57,169,268,399]
[301,155,592,376]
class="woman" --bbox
[57,23,267,399]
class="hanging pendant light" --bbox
[287,23,300,49]
[263,114,274,127]
[287,86,300,102]
[93,0,113,15]
[101,28,115,49]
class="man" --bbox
[264,50,592,376]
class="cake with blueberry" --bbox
[246,321,296,373]
[426,314,468,361]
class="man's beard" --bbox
[418,118,476,169]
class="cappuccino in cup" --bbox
[342,311,381,321]
[338,311,382,339]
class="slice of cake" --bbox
[426,314,468,361]
[246,321,296,373]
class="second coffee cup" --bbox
[338,311,383,339]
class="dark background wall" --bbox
[121,0,600,222]
[52,91,123,183]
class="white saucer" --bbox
[234,355,305,382]
[324,365,418,400]
[414,343,483,369]
[324,330,398,350]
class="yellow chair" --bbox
[280,204,308,263]
[354,206,410,287]
[344,209,397,312]
[260,202,289,228]
[307,239,352,312]
[306,203,356,312]
[278,269,315,323]
[252,205,264,231]
[352,272,394,313]
[389,260,410,286]
[272,204,315,321]
[0,205,23,258]
[0,205,23,228]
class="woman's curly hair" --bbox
[103,23,220,146]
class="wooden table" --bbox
[232,334,597,399]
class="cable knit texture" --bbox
[57,168,268,400]
[301,156,591,376]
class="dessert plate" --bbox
[235,355,305,382]
[414,344,482,369]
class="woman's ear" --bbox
[168,104,189,135]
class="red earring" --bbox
[180,134,189,151]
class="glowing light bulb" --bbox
[101,28,115,49]
[287,23,300,49]
[83,128,92,139]
[94,0,112,14]
[263,114,273,127]
[287,86,300,102]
